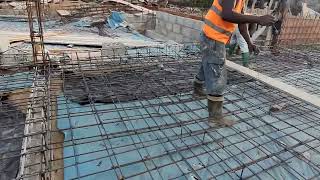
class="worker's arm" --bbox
[221,0,275,26]
[239,24,252,46]
[239,23,259,54]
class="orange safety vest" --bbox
[203,0,245,44]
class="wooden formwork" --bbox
[55,3,142,18]
[278,15,320,46]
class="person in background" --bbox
[228,27,251,67]
[271,0,289,54]
[193,0,275,127]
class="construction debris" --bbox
[8,2,26,9]
[105,0,154,14]
[107,11,128,29]
[270,102,288,112]
[56,9,71,17]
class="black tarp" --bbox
[63,63,196,105]
[0,98,25,180]
[62,61,253,105]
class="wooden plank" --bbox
[0,30,162,48]
[25,35,163,48]
[56,9,71,16]
[49,78,64,180]
[0,15,29,19]
[226,60,320,108]
[104,0,154,14]
[0,31,65,43]
[18,77,48,180]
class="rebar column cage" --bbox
[26,0,47,65]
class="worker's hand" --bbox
[258,15,276,26]
[249,44,260,55]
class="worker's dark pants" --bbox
[195,33,227,96]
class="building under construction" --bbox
[1,0,320,180]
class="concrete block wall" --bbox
[125,13,156,33]
[155,11,203,43]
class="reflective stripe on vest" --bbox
[210,5,222,16]
[203,0,244,44]
[204,19,232,37]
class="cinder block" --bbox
[161,25,168,35]
[155,24,161,33]
[168,32,184,43]
[181,36,189,43]
[145,30,170,41]
[167,32,175,40]
[184,18,197,28]
[182,18,203,29]
[193,21,204,30]
[183,35,195,43]
[156,11,163,20]
[172,24,181,34]
[149,21,156,30]
[156,11,168,21]
[176,34,184,43]
[158,19,166,29]
[181,27,201,41]
[188,32,201,42]
[181,27,192,37]
[155,19,162,30]
[193,33,201,42]
[190,29,201,39]
[167,13,177,23]
[176,16,186,25]
[175,33,184,43]
[166,22,173,31]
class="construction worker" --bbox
[228,27,251,67]
[271,0,289,54]
[193,0,275,127]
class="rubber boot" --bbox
[193,79,206,98]
[228,44,237,56]
[207,96,234,127]
[242,52,250,67]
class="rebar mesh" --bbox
[229,46,320,96]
